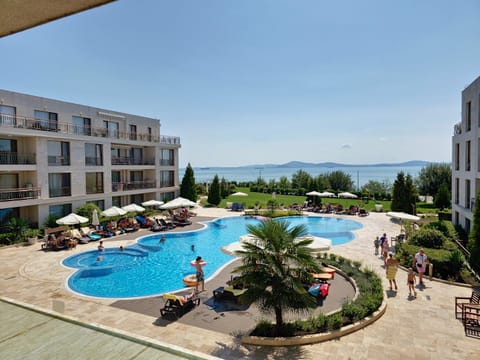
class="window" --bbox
[34,110,58,131]
[86,172,104,194]
[455,143,460,171]
[0,139,17,165]
[159,170,175,187]
[111,171,121,191]
[129,124,137,140]
[465,179,471,209]
[466,101,471,131]
[48,141,70,165]
[72,116,91,135]
[130,194,144,204]
[0,174,18,189]
[112,196,121,207]
[130,171,143,182]
[147,127,152,141]
[455,178,459,204]
[48,173,71,197]
[0,208,19,231]
[465,218,471,233]
[466,141,471,171]
[454,211,459,226]
[0,105,16,126]
[103,120,119,138]
[49,204,72,218]
[85,143,103,166]
[129,148,143,165]
[160,149,174,166]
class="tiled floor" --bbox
[0,208,479,359]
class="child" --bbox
[374,236,380,255]
[382,239,389,266]
[407,267,417,297]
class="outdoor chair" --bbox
[455,289,480,319]
[160,293,200,319]
[462,303,480,338]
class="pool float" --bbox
[190,259,207,267]
[183,274,198,287]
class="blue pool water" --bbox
[63,216,362,298]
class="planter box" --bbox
[374,204,383,212]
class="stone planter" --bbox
[27,237,37,245]
[374,204,383,212]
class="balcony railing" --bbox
[0,151,36,165]
[0,113,181,145]
[48,156,70,166]
[85,157,103,166]
[159,159,175,166]
[159,181,175,188]
[49,187,71,197]
[111,157,155,165]
[0,187,41,202]
[454,122,462,135]
[112,180,156,192]
[86,186,104,194]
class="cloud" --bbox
[341,144,352,149]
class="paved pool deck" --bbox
[0,208,479,359]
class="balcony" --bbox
[454,122,462,135]
[48,155,70,166]
[159,159,175,166]
[112,180,156,192]
[0,151,36,165]
[49,187,71,198]
[85,157,103,166]
[0,186,41,202]
[111,157,155,166]
[0,113,180,145]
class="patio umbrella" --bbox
[101,206,127,217]
[295,235,332,251]
[338,192,358,199]
[160,197,197,210]
[319,191,336,198]
[386,212,420,222]
[142,199,164,207]
[306,191,323,196]
[122,203,146,213]
[231,192,248,197]
[56,213,89,225]
[92,209,100,227]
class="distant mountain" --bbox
[245,160,433,168]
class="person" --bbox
[98,241,104,252]
[195,256,205,292]
[119,245,124,251]
[191,244,195,252]
[374,236,380,255]
[385,252,398,291]
[379,233,387,258]
[407,267,417,297]
[413,248,428,285]
[179,288,198,304]
[382,239,389,266]
[160,235,166,243]
[96,256,102,262]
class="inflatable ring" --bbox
[183,274,198,287]
[190,259,207,267]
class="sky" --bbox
[1,0,479,167]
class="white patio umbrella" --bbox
[141,199,164,207]
[231,191,248,197]
[295,235,332,251]
[101,206,127,217]
[338,192,358,199]
[319,191,336,198]
[122,203,146,213]
[92,209,100,227]
[56,213,89,225]
[160,197,197,210]
[386,212,420,222]
[306,191,323,196]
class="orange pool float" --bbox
[182,274,198,287]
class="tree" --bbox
[207,175,221,206]
[468,191,480,272]
[75,203,102,223]
[291,170,312,190]
[234,219,321,336]
[315,174,330,191]
[433,183,451,210]
[391,172,417,214]
[327,170,353,191]
[415,163,452,198]
[180,163,197,202]
[361,179,391,199]
[220,177,229,198]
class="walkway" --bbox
[0,208,479,359]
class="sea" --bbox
[180,165,425,189]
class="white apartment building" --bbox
[0,89,180,229]
[452,76,480,232]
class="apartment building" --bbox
[452,76,480,232]
[0,89,180,229]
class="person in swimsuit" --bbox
[386,252,398,291]
[407,267,417,297]
[195,256,205,292]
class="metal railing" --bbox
[0,113,181,145]
[85,157,103,166]
[159,159,175,166]
[111,157,155,166]
[0,187,41,201]
[49,187,71,198]
[112,180,156,192]
[47,156,70,166]
[0,152,36,165]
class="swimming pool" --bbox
[63,216,362,298]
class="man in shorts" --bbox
[195,256,205,292]
[413,248,428,285]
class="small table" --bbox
[312,273,333,281]
[213,286,224,299]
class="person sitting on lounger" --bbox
[179,289,198,304]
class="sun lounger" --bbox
[80,227,102,241]
[160,293,200,319]
[69,229,90,244]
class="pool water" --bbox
[63,216,362,298]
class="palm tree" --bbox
[234,219,322,336]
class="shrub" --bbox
[328,313,343,330]
[409,228,446,249]
[342,302,366,323]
